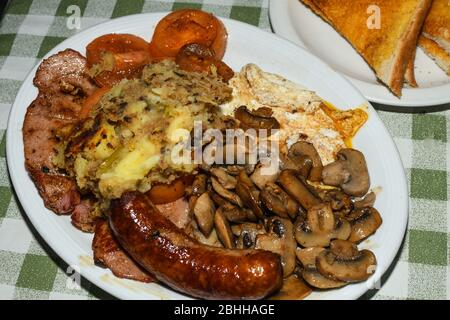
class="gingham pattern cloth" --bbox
[0,0,448,300]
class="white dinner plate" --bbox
[269,0,450,107]
[7,12,408,300]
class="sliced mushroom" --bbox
[221,204,249,223]
[296,247,346,289]
[322,149,370,197]
[353,191,376,209]
[317,188,352,213]
[214,207,234,248]
[252,107,274,118]
[211,177,242,207]
[234,105,280,131]
[250,162,280,190]
[268,274,312,300]
[235,170,265,219]
[208,189,228,207]
[288,141,323,181]
[347,207,382,243]
[316,240,377,282]
[210,167,237,189]
[256,217,296,277]
[190,174,207,196]
[193,192,215,236]
[294,203,351,247]
[278,170,321,210]
[302,267,347,289]
[188,221,223,248]
[260,183,299,219]
[232,222,266,249]
[187,174,208,212]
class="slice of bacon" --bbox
[92,219,155,283]
[23,49,97,215]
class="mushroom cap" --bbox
[214,207,235,248]
[211,177,242,207]
[268,274,312,300]
[288,141,323,181]
[347,207,382,243]
[231,222,265,249]
[294,203,350,247]
[296,247,325,267]
[235,105,280,131]
[210,167,237,190]
[302,268,347,289]
[256,217,297,277]
[353,191,376,209]
[316,240,377,282]
[296,247,347,289]
[322,149,370,197]
[338,149,370,197]
[236,170,265,219]
[279,170,321,210]
[250,162,280,190]
[193,192,215,236]
[260,182,299,219]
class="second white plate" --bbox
[269,0,450,107]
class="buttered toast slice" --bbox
[405,0,450,84]
[419,36,450,75]
[422,0,450,54]
[300,0,432,96]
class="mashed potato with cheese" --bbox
[57,60,231,199]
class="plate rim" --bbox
[269,0,450,107]
[6,12,408,300]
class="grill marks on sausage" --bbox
[23,49,97,215]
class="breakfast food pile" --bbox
[299,0,450,96]
[23,9,382,299]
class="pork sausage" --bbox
[109,191,283,299]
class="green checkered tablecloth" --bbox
[0,0,449,300]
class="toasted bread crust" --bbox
[387,0,432,95]
[405,46,418,87]
[422,0,450,53]
[419,35,450,75]
[300,0,432,96]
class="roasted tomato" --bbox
[86,33,151,87]
[146,175,194,204]
[79,86,111,118]
[176,43,234,82]
[149,9,227,60]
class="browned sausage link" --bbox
[109,192,283,300]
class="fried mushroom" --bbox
[234,105,280,131]
[296,247,346,289]
[288,141,323,181]
[214,207,234,248]
[346,207,382,243]
[316,240,377,282]
[250,162,280,190]
[192,192,215,236]
[322,149,370,197]
[294,203,351,247]
[278,169,321,210]
[235,170,265,219]
[255,217,296,277]
[231,222,265,249]
[260,182,299,219]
